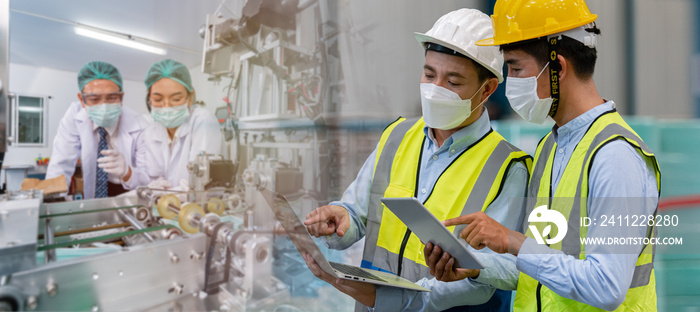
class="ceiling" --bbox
[9,0,224,81]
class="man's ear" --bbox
[481,77,499,102]
[77,92,86,109]
[557,54,568,81]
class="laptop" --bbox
[381,197,484,269]
[260,188,429,292]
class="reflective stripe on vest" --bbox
[361,117,418,271]
[362,117,532,282]
[514,110,660,312]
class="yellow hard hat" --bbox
[476,0,597,46]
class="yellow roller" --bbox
[178,203,205,234]
[206,198,225,215]
[157,194,181,220]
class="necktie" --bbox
[95,127,108,198]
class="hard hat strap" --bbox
[556,25,598,48]
[425,43,467,59]
[547,37,561,117]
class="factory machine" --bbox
[0,152,296,311]
[0,0,412,310]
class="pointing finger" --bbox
[304,213,327,225]
[443,214,476,227]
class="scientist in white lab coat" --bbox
[46,61,147,199]
[132,59,222,189]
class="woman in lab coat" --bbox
[133,59,222,188]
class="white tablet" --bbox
[381,197,484,269]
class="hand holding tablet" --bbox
[381,197,484,269]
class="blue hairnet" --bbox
[144,59,193,92]
[77,61,123,91]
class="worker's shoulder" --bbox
[63,101,83,117]
[58,101,87,128]
[189,104,218,122]
[594,137,648,162]
[589,138,650,177]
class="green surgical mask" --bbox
[86,103,122,128]
[151,104,190,129]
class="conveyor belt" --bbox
[39,205,143,218]
[38,224,174,251]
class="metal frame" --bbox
[0,191,42,276]
[8,93,50,147]
[39,196,143,243]
[0,0,9,152]
[10,235,208,311]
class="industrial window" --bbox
[9,93,49,146]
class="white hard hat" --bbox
[414,8,504,83]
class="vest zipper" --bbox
[536,282,543,312]
[396,229,412,276]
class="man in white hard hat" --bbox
[301,8,532,311]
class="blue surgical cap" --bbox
[144,59,193,92]
[78,61,123,91]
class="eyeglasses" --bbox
[149,95,189,108]
[82,92,124,105]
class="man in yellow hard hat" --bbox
[426,0,661,311]
[301,8,532,311]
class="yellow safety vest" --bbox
[514,110,660,311]
[362,117,532,281]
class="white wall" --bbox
[4,63,148,170]
[188,64,224,116]
[634,0,696,118]
[587,0,629,114]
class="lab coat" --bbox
[46,101,148,199]
[132,105,223,187]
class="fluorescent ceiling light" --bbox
[75,27,167,55]
[19,106,43,113]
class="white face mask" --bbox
[86,103,122,128]
[505,62,552,124]
[151,104,190,129]
[420,81,488,130]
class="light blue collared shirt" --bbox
[325,108,529,311]
[475,101,659,310]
